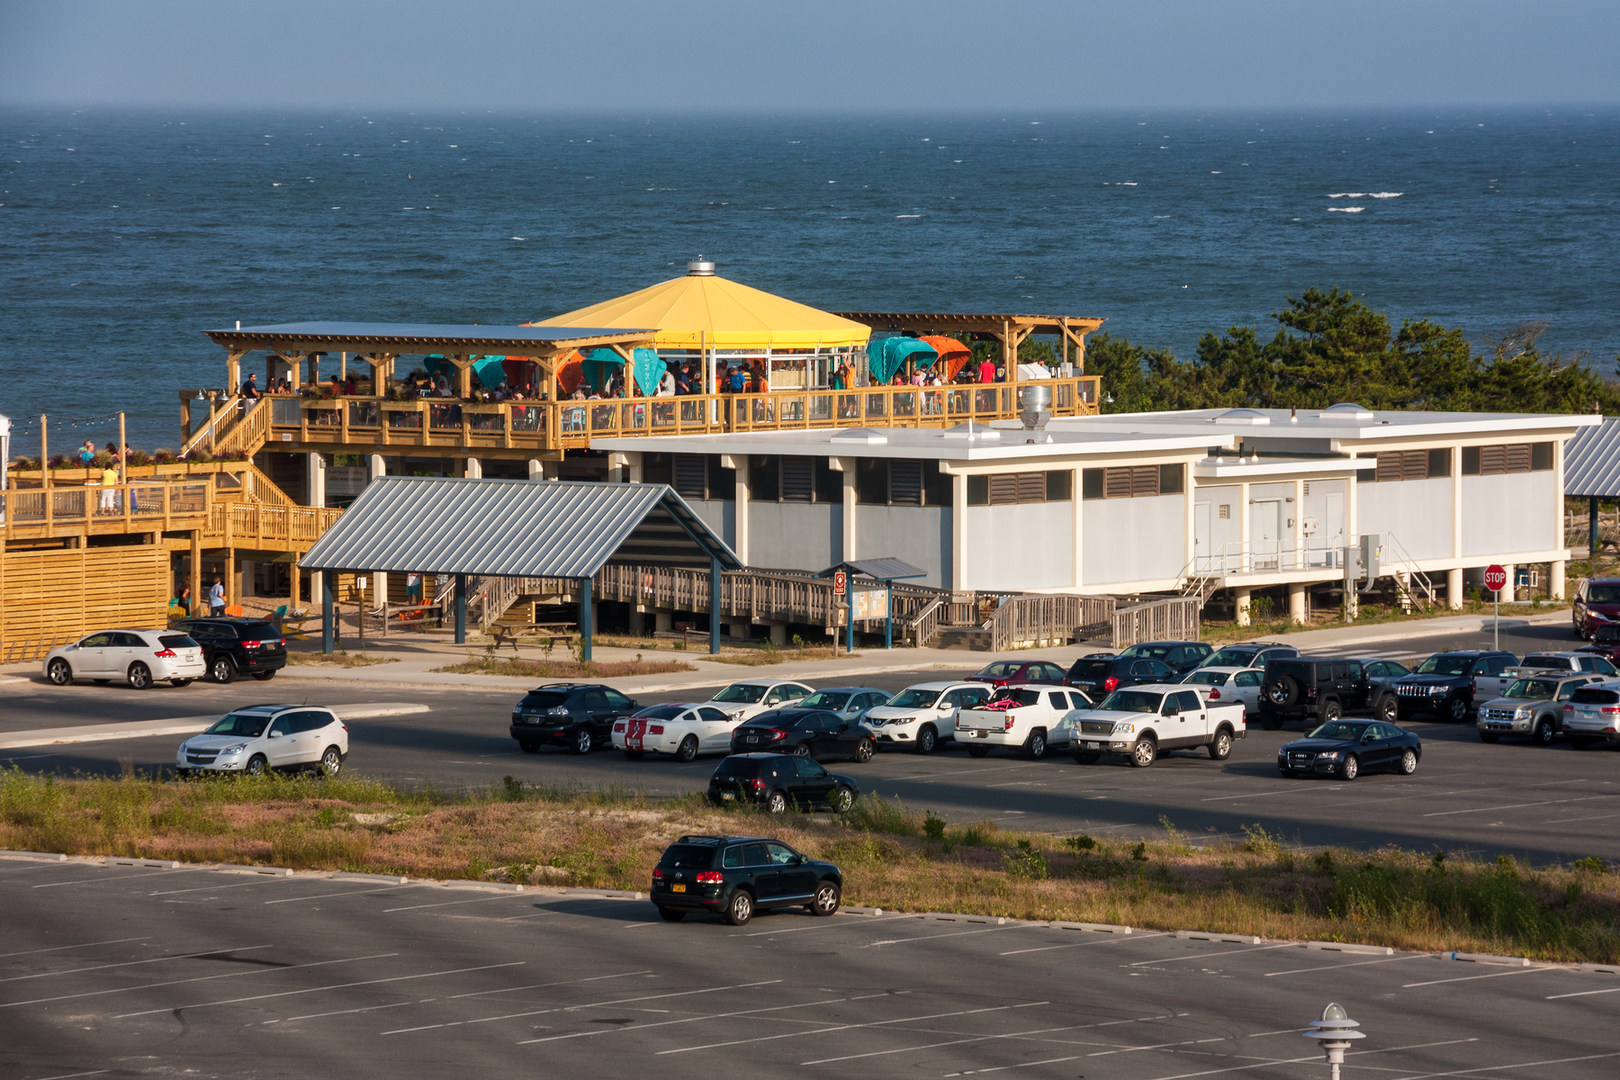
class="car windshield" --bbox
[1183,671,1228,686]
[712,683,766,704]
[205,713,269,737]
[518,690,570,710]
[1308,720,1371,741]
[1205,647,1256,667]
[989,688,1040,706]
[976,662,1017,677]
[1068,660,1114,678]
[887,688,940,708]
[633,704,687,720]
[798,691,851,709]
[1415,655,1475,676]
[1097,690,1160,713]
[1593,626,1620,643]
[1503,678,1559,700]
[1587,585,1620,604]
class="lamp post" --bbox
[1301,1002,1364,1080]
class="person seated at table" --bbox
[570,385,588,400]
[343,375,358,395]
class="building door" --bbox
[1194,502,1211,572]
[1253,500,1282,570]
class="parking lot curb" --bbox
[1580,962,1620,975]
[106,857,180,869]
[842,904,884,916]
[1448,951,1532,966]
[217,864,294,876]
[1050,920,1133,935]
[562,887,644,900]
[442,879,523,892]
[1306,941,1394,955]
[332,871,410,885]
[922,912,1006,925]
[1177,930,1262,944]
[0,850,68,862]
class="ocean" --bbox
[2,108,1617,452]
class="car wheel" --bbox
[1073,750,1100,765]
[319,746,343,777]
[572,727,594,755]
[1265,676,1301,707]
[1208,729,1233,760]
[1479,731,1499,744]
[810,879,841,916]
[126,662,153,690]
[245,754,267,777]
[518,740,540,753]
[765,790,788,814]
[1130,738,1157,768]
[676,735,699,763]
[1320,700,1342,722]
[916,725,938,754]
[1338,754,1360,781]
[657,906,685,922]
[1024,729,1047,760]
[724,889,754,926]
[966,745,989,758]
[1376,695,1399,724]
[171,678,193,688]
[791,743,812,757]
[46,658,73,686]
[1569,736,1593,750]
[1534,719,1556,746]
[853,738,874,763]
[829,786,855,813]
[623,749,644,760]
[1447,696,1471,722]
[209,655,236,684]
[252,670,276,681]
[1399,748,1418,775]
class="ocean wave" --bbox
[896,214,921,219]
[1368,192,1403,198]
[1328,191,1403,199]
[1327,206,1365,213]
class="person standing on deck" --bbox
[241,373,260,400]
[98,462,118,513]
[977,356,996,384]
[209,577,226,616]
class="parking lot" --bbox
[4,855,1618,1079]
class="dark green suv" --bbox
[649,834,843,926]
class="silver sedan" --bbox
[1180,666,1265,712]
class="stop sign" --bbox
[1484,564,1508,592]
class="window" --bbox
[749,455,780,501]
[1369,449,1452,482]
[1081,464,1183,499]
[603,689,634,709]
[969,470,1074,505]
[672,455,734,500]
[857,460,953,506]
[641,452,673,486]
[1462,442,1552,476]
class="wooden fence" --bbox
[1110,596,1202,648]
[988,594,1116,652]
[0,545,169,663]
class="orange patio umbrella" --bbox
[920,335,973,380]
[505,349,585,395]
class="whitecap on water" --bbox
[896,214,921,219]
[1327,207,1365,213]
[1368,192,1403,198]
[1120,181,1138,186]
[510,236,526,240]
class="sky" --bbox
[1,0,1617,113]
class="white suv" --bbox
[44,629,205,689]
[863,680,992,753]
[177,705,349,777]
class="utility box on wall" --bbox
[1344,533,1381,587]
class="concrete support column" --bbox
[464,457,481,479]
[1447,567,1465,610]
[1396,570,1413,613]
[837,456,858,564]
[578,575,593,663]
[1501,563,1517,604]
[1238,481,1252,573]
[656,610,674,634]
[305,451,326,607]
[1551,559,1567,600]
[367,454,388,603]
[708,556,722,655]
[724,454,749,565]
[1235,587,1252,626]
[768,624,788,646]
[1288,582,1306,624]
[949,469,966,590]
[627,609,647,636]
[607,451,632,483]
[239,559,254,599]
[1073,466,1085,589]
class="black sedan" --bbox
[730,708,875,762]
[1277,719,1421,781]
[707,753,860,813]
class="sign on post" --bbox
[1484,564,1507,651]
[832,571,847,596]
[1483,565,1507,592]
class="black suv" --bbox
[170,617,287,684]
[730,708,876,762]
[1066,654,1176,698]
[707,753,860,814]
[1389,651,1516,722]
[1117,640,1213,675]
[650,834,843,925]
[509,683,639,754]
[1258,658,1378,729]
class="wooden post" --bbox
[1591,495,1601,558]
[118,413,127,485]
[358,575,365,644]
[709,555,721,654]
[39,414,48,492]
[190,531,202,616]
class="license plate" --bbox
[968,730,985,738]
[1084,741,1101,749]
[720,793,735,801]
[746,735,758,743]
[671,884,686,893]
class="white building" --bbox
[595,403,1595,621]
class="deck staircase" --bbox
[1381,534,1436,613]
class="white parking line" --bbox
[1546,985,1620,1000]
[0,936,150,960]
[1388,1049,1620,1079]
[30,867,215,890]
[30,1071,109,1080]
[1402,966,1560,988]
[147,878,297,897]
[1139,1037,1480,1080]
[805,1012,1182,1066]
[658,1001,1047,1055]
[0,944,274,983]
[946,1054,1083,1074]
[1089,1036,1230,1057]
[1128,942,1294,967]
[866,924,1033,948]
[445,969,653,1001]
[1263,953,1427,977]
[381,894,534,913]
[745,913,914,937]
[1001,932,1167,956]
[3,952,395,1009]
[264,884,414,905]
[112,960,524,1018]
[1423,794,1616,817]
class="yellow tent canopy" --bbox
[541,263,871,351]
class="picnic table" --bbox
[486,622,578,655]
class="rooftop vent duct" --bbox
[1019,384,1052,430]
[687,259,716,276]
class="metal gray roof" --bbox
[819,557,928,581]
[204,322,656,352]
[299,477,741,577]
[1565,418,1620,497]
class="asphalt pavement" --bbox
[4,855,1617,1080]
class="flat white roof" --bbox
[593,425,1216,462]
[1053,406,1599,443]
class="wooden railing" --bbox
[180,394,252,457]
[988,594,1115,651]
[262,376,1103,453]
[1,481,212,537]
[1110,597,1201,648]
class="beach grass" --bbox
[430,657,696,678]
[3,768,1615,964]
[284,649,397,668]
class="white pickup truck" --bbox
[954,686,1095,760]
[1070,684,1247,767]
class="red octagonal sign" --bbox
[1484,564,1508,592]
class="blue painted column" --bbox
[846,593,855,654]
[709,556,722,654]
[579,575,593,662]
[454,574,466,644]
[321,573,335,654]
[885,581,894,649]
